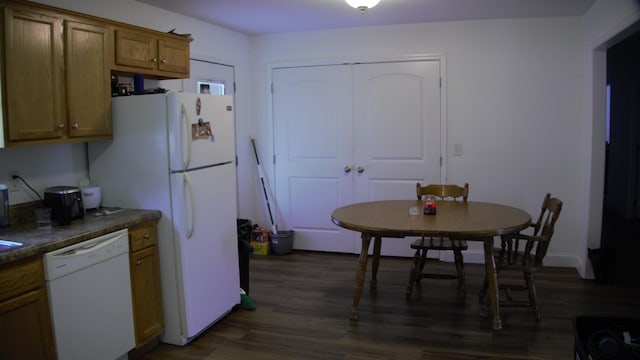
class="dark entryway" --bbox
[599,29,640,286]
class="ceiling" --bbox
[135,0,595,36]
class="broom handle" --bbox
[251,138,278,234]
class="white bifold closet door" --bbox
[273,60,442,256]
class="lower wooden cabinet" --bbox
[0,256,56,360]
[128,221,164,349]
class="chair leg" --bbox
[523,271,541,321]
[406,249,421,296]
[453,248,466,297]
[416,248,428,285]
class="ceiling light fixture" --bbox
[345,0,381,14]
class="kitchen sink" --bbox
[0,240,23,253]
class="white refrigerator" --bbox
[88,92,240,345]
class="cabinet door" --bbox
[115,29,157,70]
[65,20,112,138]
[0,289,56,360]
[157,37,189,75]
[3,7,64,142]
[0,256,55,360]
[130,245,163,347]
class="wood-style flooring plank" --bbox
[142,251,640,360]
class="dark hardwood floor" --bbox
[142,250,640,360]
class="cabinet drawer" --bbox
[0,257,43,303]
[129,221,158,252]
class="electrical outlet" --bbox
[8,171,20,191]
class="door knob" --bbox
[357,166,365,173]
[344,166,352,173]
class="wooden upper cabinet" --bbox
[3,7,65,142]
[1,5,112,146]
[65,20,112,138]
[114,28,190,78]
[0,0,190,147]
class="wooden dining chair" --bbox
[479,193,563,321]
[406,183,469,298]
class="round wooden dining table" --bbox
[331,199,532,330]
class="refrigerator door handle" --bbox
[181,103,191,170]
[184,172,195,239]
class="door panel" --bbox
[273,65,354,252]
[273,61,441,255]
[353,61,441,256]
[159,59,234,95]
[184,60,234,95]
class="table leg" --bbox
[351,233,372,321]
[483,237,502,330]
[370,236,381,290]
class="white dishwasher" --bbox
[44,228,135,360]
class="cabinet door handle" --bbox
[151,57,158,63]
[58,124,65,129]
[344,166,352,173]
[357,166,365,173]
[136,260,142,266]
[143,233,150,240]
[72,123,79,129]
[161,59,167,64]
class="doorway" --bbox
[600,29,640,285]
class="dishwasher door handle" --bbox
[57,233,121,257]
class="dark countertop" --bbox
[0,208,162,266]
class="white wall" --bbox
[0,0,258,222]
[0,143,89,202]
[250,17,584,268]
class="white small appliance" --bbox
[80,185,102,209]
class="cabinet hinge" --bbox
[271,83,274,94]
[440,156,443,166]
[273,154,276,165]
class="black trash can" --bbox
[237,219,253,294]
